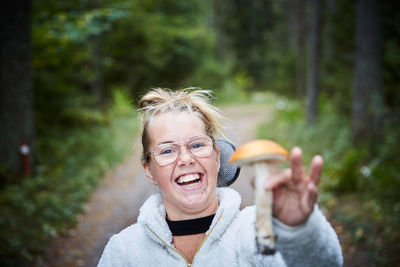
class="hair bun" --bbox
[138,88,169,109]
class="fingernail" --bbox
[316,155,323,163]
[293,146,302,154]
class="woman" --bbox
[98,88,342,266]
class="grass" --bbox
[0,91,139,266]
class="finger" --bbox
[307,182,319,204]
[309,155,323,186]
[301,183,318,214]
[265,169,291,190]
[291,147,304,183]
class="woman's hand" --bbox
[265,147,322,226]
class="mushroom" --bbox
[229,140,289,254]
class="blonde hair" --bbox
[139,88,226,162]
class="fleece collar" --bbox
[137,188,242,248]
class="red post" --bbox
[20,142,31,176]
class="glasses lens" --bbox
[154,145,178,166]
[187,137,213,158]
[152,136,213,166]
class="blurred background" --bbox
[1,0,399,266]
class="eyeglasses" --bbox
[147,136,214,166]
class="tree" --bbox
[295,0,306,98]
[88,0,105,107]
[212,0,273,85]
[352,0,383,143]
[307,0,324,124]
[212,0,229,62]
[0,0,35,180]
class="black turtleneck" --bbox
[166,214,216,236]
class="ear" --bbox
[142,160,157,185]
[214,145,221,172]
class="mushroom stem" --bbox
[254,162,276,254]
[228,139,289,254]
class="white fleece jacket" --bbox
[98,188,343,267]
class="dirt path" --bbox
[42,104,271,267]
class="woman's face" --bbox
[143,111,220,219]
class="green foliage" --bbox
[326,194,400,265]
[320,0,355,113]
[214,0,276,84]
[33,0,223,125]
[213,0,297,91]
[33,3,128,87]
[262,51,297,96]
[101,0,217,99]
[0,92,138,266]
[188,55,232,90]
[257,91,400,264]
[367,124,400,200]
[382,1,400,115]
[333,148,368,192]
[257,92,351,171]
[326,121,400,201]
[35,8,128,43]
[257,92,400,201]
[215,71,253,104]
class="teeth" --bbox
[177,174,200,184]
[184,180,201,187]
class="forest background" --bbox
[1,0,399,266]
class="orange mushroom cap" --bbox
[229,140,289,165]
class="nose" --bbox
[177,146,194,166]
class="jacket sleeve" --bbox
[97,235,128,267]
[273,205,343,267]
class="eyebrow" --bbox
[156,135,205,146]
[158,141,174,145]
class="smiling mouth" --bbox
[176,173,202,187]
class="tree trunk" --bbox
[324,0,336,60]
[295,0,306,98]
[0,0,34,179]
[352,0,382,143]
[213,0,228,62]
[90,37,105,106]
[89,0,105,107]
[307,0,324,124]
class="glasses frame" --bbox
[146,135,215,166]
